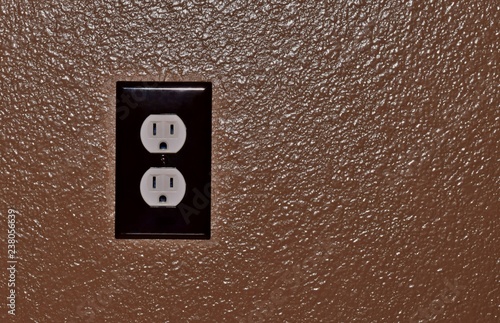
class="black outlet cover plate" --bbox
[115,82,211,239]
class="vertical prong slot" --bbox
[170,177,174,188]
[170,124,174,135]
[153,123,157,136]
[152,176,156,189]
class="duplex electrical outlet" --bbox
[115,82,211,239]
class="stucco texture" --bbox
[1,0,498,322]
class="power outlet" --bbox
[140,114,187,153]
[140,167,186,207]
[115,82,211,239]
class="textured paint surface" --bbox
[1,0,499,322]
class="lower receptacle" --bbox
[140,167,186,207]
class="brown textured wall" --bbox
[1,0,498,322]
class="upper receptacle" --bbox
[140,114,187,153]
